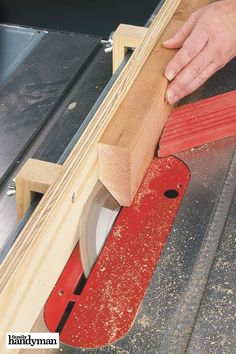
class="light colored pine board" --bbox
[0,1,182,350]
[112,24,148,73]
[98,0,214,207]
[16,159,63,220]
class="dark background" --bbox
[0,0,160,36]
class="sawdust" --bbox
[190,143,209,152]
[133,157,178,211]
[133,160,163,212]
[138,313,152,329]
[110,344,130,354]
[62,156,184,351]
[113,225,124,238]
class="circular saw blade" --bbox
[79,181,120,278]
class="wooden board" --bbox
[98,0,214,206]
[158,90,236,156]
[16,159,63,220]
[0,1,182,351]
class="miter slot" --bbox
[55,301,76,334]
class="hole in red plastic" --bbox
[164,189,179,199]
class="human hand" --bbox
[164,0,236,104]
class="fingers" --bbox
[164,0,236,104]
[166,44,215,103]
[165,24,209,81]
[180,62,220,98]
[163,11,201,49]
[166,61,220,104]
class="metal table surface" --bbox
[0,24,112,252]
[0,11,235,354]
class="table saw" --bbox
[0,1,235,353]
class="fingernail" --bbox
[163,40,170,46]
[166,89,177,105]
[165,70,176,81]
[163,38,173,46]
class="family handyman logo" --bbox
[6,333,59,348]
